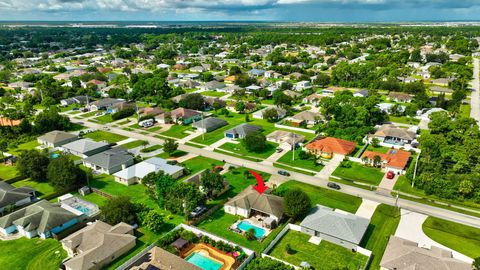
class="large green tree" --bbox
[243,131,266,152]
[17,150,50,181]
[100,196,137,225]
[284,189,311,220]
[200,170,225,198]
[47,156,85,191]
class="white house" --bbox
[113,157,184,186]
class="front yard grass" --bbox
[274,180,362,213]
[218,141,278,160]
[0,237,67,270]
[360,204,400,270]
[201,90,227,97]
[276,149,324,172]
[120,140,147,149]
[93,114,113,124]
[83,130,127,143]
[269,230,369,270]
[160,124,195,139]
[0,164,19,180]
[13,178,55,198]
[180,156,224,176]
[332,162,384,186]
[422,217,480,258]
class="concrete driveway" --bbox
[315,154,344,180]
[395,209,473,263]
[377,172,399,191]
[264,144,290,164]
[355,199,379,219]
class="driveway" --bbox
[206,137,236,150]
[395,209,473,263]
[355,199,379,219]
[264,144,290,164]
[178,130,203,144]
[315,154,344,180]
[377,172,399,191]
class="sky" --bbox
[0,0,480,22]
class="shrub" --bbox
[286,243,294,254]
[112,107,135,121]
[246,228,256,241]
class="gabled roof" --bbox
[130,247,202,270]
[83,147,133,170]
[113,157,183,180]
[62,221,136,270]
[62,139,109,155]
[225,187,284,218]
[38,130,78,144]
[300,205,370,245]
[0,182,35,209]
[0,200,79,234]
[380,236,471,270]
[224,123,262,137]
[305,137,356,155]
[192,117,228,130]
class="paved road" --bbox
[70,117,480,229]
[471,58,480,124]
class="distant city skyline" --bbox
[0,0,479,22]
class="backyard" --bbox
[422,217,480,258]
[83,130,127,143]
[269,230,369,270]
[274,181,362,213]
[13,178,56,198]
[360,204,401,270]
[332,162,384,186]
[0,164,18,180]
[0,237,66,270]
[366,144,392,154]
[8,140,40,156]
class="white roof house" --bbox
[113,157,184,186]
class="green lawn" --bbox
[160,125,195,139]
[388,115,420,125]
[219,141,278,160]
[147,126,162,132]
[201,90,227,97]
[71,191,109,206]
[0,164,18,180]
[83,130,127,143]
[78,111,97,118]
[13,179,56,198]
[333,162,384,185]
[8,140,40,155]
[121,140,147,149]
[140,144,162,153]
[459,104,471,118]
[269,230,369,270]
[180,156,224,176]
[274,180,362,213]
[0,237,67,270]
[93,114,113,124]
[422,217,480,258]
[366,144,392,154]
[276,149,324,172]
[360,204,400,270]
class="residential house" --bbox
[430,85,453,94]
[61,221,136,270]
[224,187,284,227]
[88,98,125,111]
[252,107,287,120]
[183,169,229,197]
[397,76,417,83]
[227,102,257,113]
[248,68,266,77]
[60,96,88,107]
[61,139,110,159]
[283,90,302,99]
[129,246,202,270]
[371,124,416,146]
[290,111,323,127]
[110,101,136,113]
[430,78,452,87]
[204,97,226,110]
[85,79,106,89]
[0,200,82,239]
[294,80,311,91]
[266,130,305,148]
[0,182,36,214]
[38,130,79,148]
[181,79,200,89]
[189,66,205,73]
[305,137,356,158]
[202,80,226,91]
[285,72,303,81]
[300,205,370,250]
[192,117,228,133]
[224,123,262,139]
[113,157,184,186]
[223,75,237,85]
[380,236,471,270]
[138,107,164,122]
[387,92,413,103]
[158,108,202,125]
[0,117,21,127]
[361,149,411,174]
[303,93,325,106]
[245,85,262,93]
[82,147,134,175]
[377,103,406,114]
[354,90,369,98]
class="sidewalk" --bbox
[315,154,343,180]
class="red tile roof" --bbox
[361,149,411,169]
[305,137,356,155]
[0,117,21,127]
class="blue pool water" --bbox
[51,153,60,158]
[237,220,266,238]
[185,252,223,270]
[74,205,90,214]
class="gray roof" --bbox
[62,221,136,270]
[62,139,109,155]
[0,200,79,234]
[0,182,35,209]
[225,187,284,218]
[113,157,184,180]
[300,205,370,245]
[380,236,471,270]
[91,98,124,108]
[82,147,133,170]
[192,117,228,130]
[224,123,262,137]
[38,130,78,144]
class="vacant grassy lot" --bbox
[276,149,324,172]
[269,230,369,270]
[333,162,384,185]
[274,180,362,213]
[360,204,400,270]
[13,178,55,198]
[0,164,18,180]
[219,141,278,160]
[422,217,480,258]
[0,237,67,270]
[160,125,195,139]
[83,130,127,143]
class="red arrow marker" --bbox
[249,170,267,194]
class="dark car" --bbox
[278,170,290,176]
[327,182,341,190]
[190,206,207,218]
[167,160,178,165]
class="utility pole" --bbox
[411,151,421,188]
[291,132,295,161]
[201,111,205,141]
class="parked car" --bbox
[72,107,79,111]
[190,206,207,218]
[386,171,395,179]
[276,148,284,153]
[213,165,224,172]
[278,170,290,176]
[167,160,178,165]
[327,182,341,190]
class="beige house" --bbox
[130,246,202,270]
[37,130,79,148]
[62,221,136,270]
[266,130,305,148]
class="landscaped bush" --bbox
[246,228,256,241]
[111,108,135,121]
[140,144,162,153]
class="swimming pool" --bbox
[237,220,266,238]
[185,251,223,270]
[51,153,60,159]
[74,205,91,214]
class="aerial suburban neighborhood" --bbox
[0,17,479,270]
